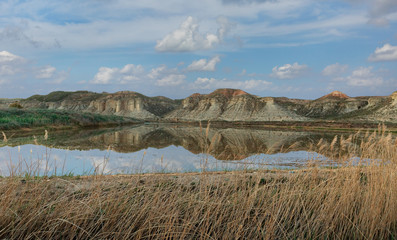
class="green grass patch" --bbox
[0,108,136,130]
[24,91,104,102]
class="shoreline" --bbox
[3,119,396,135]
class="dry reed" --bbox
[0,126,396,239]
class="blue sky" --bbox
[0,0,397,99]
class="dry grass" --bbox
[0,126,397,239]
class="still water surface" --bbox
[0,124,347,176]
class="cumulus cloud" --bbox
[35,65,69,84]
[337,66,383,87]
[91,64,186,87]
[368,43,397,62]
[156,74,186,86]
[322,63,349,76]
[193,77,271,90]
[91,64,144,84]
[148,65,177,79]
[148,65,187,86]
[187,56,220,71]
[0,50,25,63]
[0,51,27,79]
[155,16,232,52]
[36,65,56,79]
[92,67,116,84]
[270,62,308,79]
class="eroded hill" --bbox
[2,88,397,123]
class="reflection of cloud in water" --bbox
[0,126,338,176]
[0,143,327,176]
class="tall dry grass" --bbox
[0,126,397,239]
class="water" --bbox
[0,124,345,176]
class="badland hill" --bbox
[1,89,397,123]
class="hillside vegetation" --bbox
[0,108,137,130]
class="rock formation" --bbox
[19,91,179,120]
[166,89,307,121]
[2,88,396,123]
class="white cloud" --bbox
[148,65,168,79]
[91,64,144,84]
[92,67,118,84]
[322,63,349,76]
[155,16,231,52]
[149,65,186,86]
[36,65,56,79]
[148,65,183,80]
[0,51,66,85]
[35,65,69,84]
[270,62,308,79]
[0,0,381,52]
[0,51,25,63]
[187,56,220,71]
[0,51,25,77]
[193,77,271,90]
[120,64,144,75]
[339,66,383,87]
[368,43,397,62]
[91,63,186,87]
[243,79,272,89]
[156,74,186,86]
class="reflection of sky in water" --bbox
[0,144,328,176]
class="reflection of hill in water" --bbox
[3,125,352,160]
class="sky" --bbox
[0,0,397,100]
